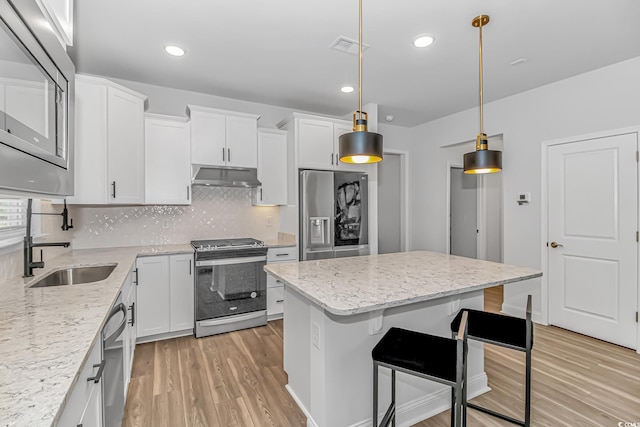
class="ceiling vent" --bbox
[329,36,370,55]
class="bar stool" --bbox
[450,295,533,427]
[372,311,469,427]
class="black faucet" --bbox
[23,199,73,277]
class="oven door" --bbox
[195,256,267,321]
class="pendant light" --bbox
[463,15,502,174]
[338,0,383,164]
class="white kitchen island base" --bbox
[283,287,489,427]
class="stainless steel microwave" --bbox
[0,0,75,196]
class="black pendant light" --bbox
[463,15,502,174]
[338,0,383,164]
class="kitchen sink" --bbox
[29,264,117,288]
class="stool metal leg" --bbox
[525,346,532,427]
[391,370,396,427]
[373,363,378,427]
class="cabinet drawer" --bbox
[267,246,297,262]
[267,285,284,317]
[267,274,286,289]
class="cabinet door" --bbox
[77,379,102,427]
[267,284,284,319]
[226,115,258,168]
[145,116,191,205]
[68,79,108,204]
[297,118,334,170]
[136,256,170,338]
[256,130,287,205]
[107,87,145,204]
[123,268,137,397]
[190,110,226,166]
[334,122,370,172]
[169,254,194,332]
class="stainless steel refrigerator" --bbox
[299,170,369,260]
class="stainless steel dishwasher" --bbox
[102,296,127,426]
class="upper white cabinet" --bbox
[187,105,260,168]
[36,0,74,47]
[69,75,146,204]
[253,129,287,206]
[144,114,191,205]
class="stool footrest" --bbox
[468,403,525,426]
[379,403,396,427]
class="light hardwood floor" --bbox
[123,287,640,426]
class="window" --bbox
[0,198,28,247]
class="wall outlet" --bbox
[265,216,273,227]
[312,322,320,349]
[161,219,169,229]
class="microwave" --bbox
[0,0,75,196]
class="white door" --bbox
[378,153,403,254]
[297,118,334,170]
[169,254,194,332]
[136,256,171,338]
[548,132,638,348]
[257,129,287,205]
[226,115,258,168]
[190,110,226,166]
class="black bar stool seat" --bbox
[450,295,533,427]
[372,312,469,427]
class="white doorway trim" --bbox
[381,149,410,252]
[541,125,640,352]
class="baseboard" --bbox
[285,384,319,427]
[501,302,544,324]
[286,373,489,427]
[135,328,193,344]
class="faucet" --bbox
[23,199,73,277]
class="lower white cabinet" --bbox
[56,337,102,427]
[136,254,194,340]
[123,266,137,397]
[266,246,297,320]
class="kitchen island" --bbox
[264,251,541,427]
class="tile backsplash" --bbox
[0,187,280,281]
[68,186,280,249]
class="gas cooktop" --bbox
[191,238,265,252]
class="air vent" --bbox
[330,36,370,55]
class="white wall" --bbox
[409,56,640,319]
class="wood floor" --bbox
[123,287,640,426]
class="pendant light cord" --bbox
[479,20,484,135]
[358,0,363,120]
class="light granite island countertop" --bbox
[0,244,193,427]
[264,251,541,427]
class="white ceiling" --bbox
[70,0,640,127]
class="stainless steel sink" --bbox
[29,264,117,288]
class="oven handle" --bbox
[198,310,266,327]
[196,256,266,267]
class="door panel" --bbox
[548,132,638,348]
[450,167,478,259]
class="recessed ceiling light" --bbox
[413,35,435,48]
[165,45,185,57]
[341,86,355,93]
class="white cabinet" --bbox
[56,337,102,427]
[296,117,368,172]
[123,267,137,397]
[36,0,74,47]
[69,75,146,205]
[169,254,195,332]
[187,105,260,168]
[253,129,287,206]
[144,114,191,205]
[136,254,194,341]
[266,246,297,320]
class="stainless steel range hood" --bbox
[192,166,262,187]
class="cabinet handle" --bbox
[336,153,340,165]
[331,153,334,165]
[276,299,284,303]
[111,181,116,198]
[128,302,135,326]
[276,253,289,257]
[87,360,106,384]
[134,268,139,286]
[189,260,192,275]
[228,148,231,162]
[187,186,190,201]
[260,188,263,201]
[222,147,226,161]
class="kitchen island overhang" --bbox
[264,251,542,427]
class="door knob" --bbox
[550,242,563,248]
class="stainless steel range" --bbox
[192,238,268,337]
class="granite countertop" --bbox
[264,251,542,316]
[263,232,296,248]
[0,244,193,427]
